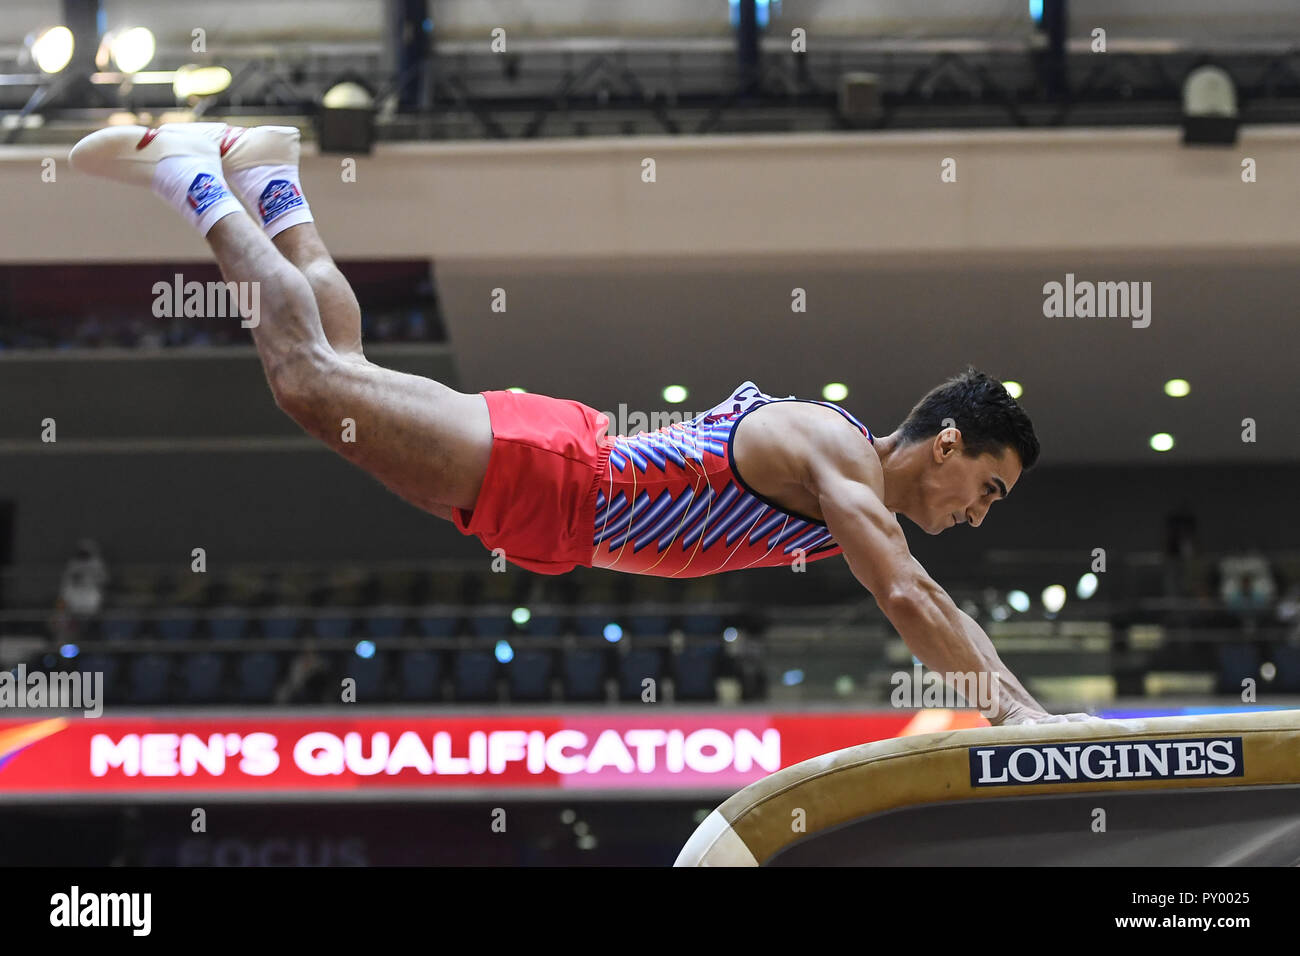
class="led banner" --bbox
[0,710,986,797]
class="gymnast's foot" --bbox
[68,124,244,236]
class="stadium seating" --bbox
[618,648,663,701]
[29,553,1293,710]
[508,649,555,702]
[208,611,250,641]
[673,643,721,701]
[345,651,388,702]
[234,651,281,703]
[562,648,608,701]
[453,650,498,702]
[180,652,225,703]
[397,650,445,702]
[127,653,171,704]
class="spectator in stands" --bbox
[1162,504,1208,599]
[1277,580,1300,641]
[51,538,109,639]
[1219,551,1276,631]
[276,642,331,704]
[731,631,767,701]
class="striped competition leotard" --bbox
[590,381,874,577]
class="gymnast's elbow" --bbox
[875,576,945,641]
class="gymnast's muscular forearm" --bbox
[815,470,1043,724]
[883,568,1044,723]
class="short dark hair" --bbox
[897,366,1040,470]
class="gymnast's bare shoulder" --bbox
[731,400,879,524]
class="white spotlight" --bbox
[822,383,849,402]
[1183,65,1238,145]
[110,27,155,74]
[1041,584,1067,614]
[173,65,232,99]
[30,26,74,74]
[322,81,375,110]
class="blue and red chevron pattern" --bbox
[590,382,872,577]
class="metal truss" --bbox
[3,37,1300,142]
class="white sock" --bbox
[226,164,314,239]
[151,156,245,236]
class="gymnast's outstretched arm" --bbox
[802,416,1053,725]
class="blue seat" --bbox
[345,651,388,702]
[312,616,353,640]
[261,615,300,640]
[1270,644,1300,693]
[156,616,196,641]
[525,615,562,637]
[681,613,724,637]
[364,616,404,640]
[1215,643,1260,695]
[562,649,607,701]
[180,652,225,703]
[416,616,458,638]
[208,613,249,641]
[397,649,444,701]
[468,614,510,638]
[235,651,280,703]
[674,644,721,701]
[127,654,171,704]
[453,651,497,702]
[618,648,664,701]
[629,614,671,636]
[78,653,120,700]
[574,616,611,639]
[102,616,139,641]
[509,650,553,701]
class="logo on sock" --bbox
[258,179,304,225]
[187,173,227,215]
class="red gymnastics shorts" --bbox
[452,389,613,574]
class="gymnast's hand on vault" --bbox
[1021,711,1100,724]
[999,706,1100,725]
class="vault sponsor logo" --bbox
[49,885,151,936]
[86,727,781,777]
[969,736,1243,787]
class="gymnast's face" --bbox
[915,432,1021,535]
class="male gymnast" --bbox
[70,123,1094,727]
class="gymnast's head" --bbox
[888,366,1039,536]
